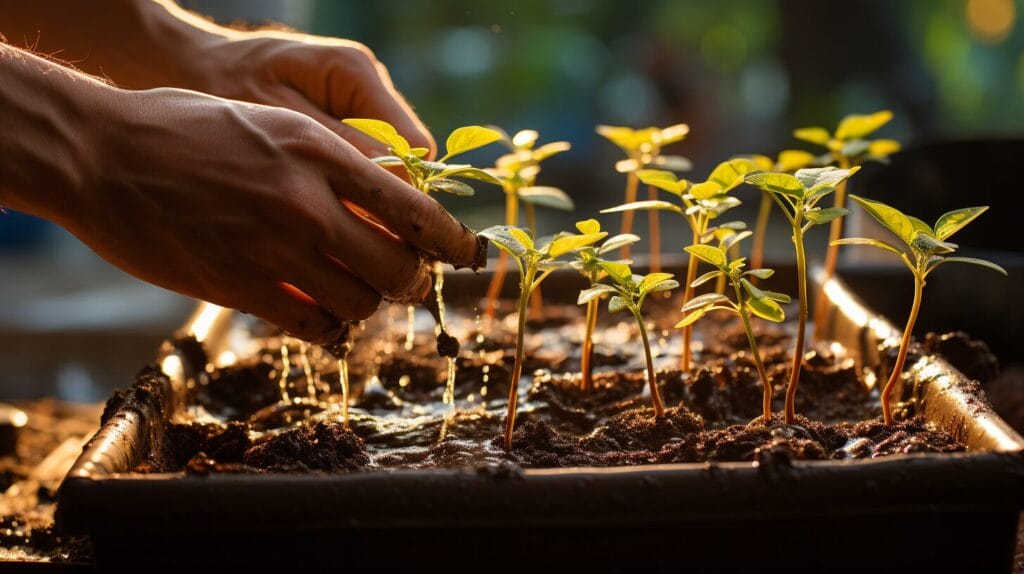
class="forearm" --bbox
[0,44,112,224]
[0,0,230,90]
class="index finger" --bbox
[330,147,485,269]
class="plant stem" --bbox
[881,273,924,425]
[503,265,535,450]
[580,297,599,392]
[619,171,639,260]
[647,184,661,273]
[484,192,519,321]
[525,202,544,318]
[734,280,773,423]
[812,156,850,338]
[750,193,772,274]
[785,222,808,424]
[681,225,701,371]
[632,308,665,418]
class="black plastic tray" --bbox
[57,266,1024,572]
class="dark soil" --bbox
[129,302,969,475]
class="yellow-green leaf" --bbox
[685,244,726,268]
[747,296,785,322]
[658,123,690,145]
[867,139,900,158]
[934,206,988,240]
[793,127,831,146]
[575,219,601,235]
[744,171,805,198]
[601,200,684,215]
[637,169,682,195]
[443,126,503,160]
[690,181,724,200]
[776,150,816,172]
[831,237,905,258]
[533,141,571,161]
[707,158,758,191]
[342,118,411,156]
[549,232,606,258]
[835,110,893,141]
[849,195,917,246]
[596,125,638,152]
[512,129,539,148]
[519,186,575,210]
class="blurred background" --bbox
[2,0,1021,401]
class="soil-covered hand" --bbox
[0,46,480,344]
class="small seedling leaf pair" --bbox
[794,110,900,165]
[343,118,503,196]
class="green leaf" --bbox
[577,284,618,305]
[835,110,893,141]
[596,125,639,152]
[342,118,411,156]
[440,166,504,185]
[682,293,731,313]
[908,215,933,236]
[674,308,710,328]
[793,126,831,146]
[608,295,629,313]
[707,158,758,191]
[761,290,792,303]
[689,181,724,200]
[911,232,957,256]
[575,219,601,235]
[639,273,677,295]
[740,277,766,300]
[598,233,641,254]
[831,237,906,257]
[533,141,571,161]
[425,178,475,196]
[637,169,683,195]
[548,232,606,258]
[409,147,430,158]
[691,270,724,288]
[519,186,575,210]
[721,230,753,250]
[479,225,531,258]
[746,296,785,322]
[685,244,727,268]
[929,256,1007,276]
[371,155,405,167]
[743,171,805,199]
[804,207,852,225]
[776,150,816,172]
[601,200,684,215]
[650,155,693,172]
[598,260,633,284]
[743,268,774,279]
[795,166,860,195]
[443,125,503,160]
[849,195,917,246]
[933,206,988,240]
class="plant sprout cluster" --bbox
[344,111,1005,449]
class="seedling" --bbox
[833,196,1005,425]
[342,118,504,194]
[603,159,756,371]
[676,232,790,423]
[743,166,860,424]
[742,151,816,272]
[568,220,640,392]
[343,119,503,404]
[484,129,573,320]
[578,263,678,418]
[596,123,691,270]
[793,111,901,332]
[478,223,606,449]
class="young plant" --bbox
[342,118,504,195]
[603,159,756,371]
[676,232,791,423]
[833,196,1006,425]
[742,151,816,272]
[478,223,606,449]
[793,111,901,332]
[484,129,573,320]
[596,123,691,270]
[568,220,640,392]
[743,166,860,424]
[578,262,678,418]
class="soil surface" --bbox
[128,301,968,474]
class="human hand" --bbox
[64,87,478,343]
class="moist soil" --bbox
[123,300,974,475]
